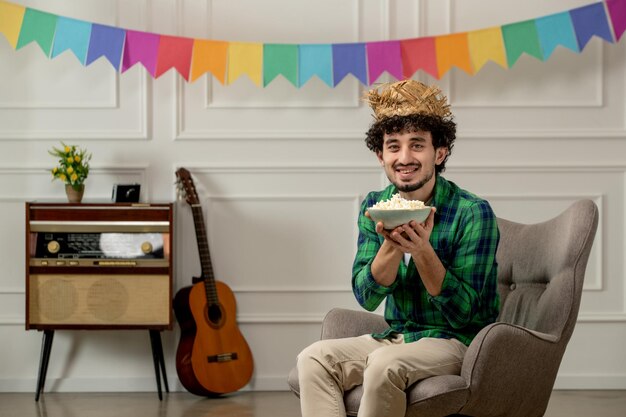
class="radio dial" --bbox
[47,241,60,254]
[141,242,153,254]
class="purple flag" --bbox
[569,2,614,50]
[86,24,125,70]
[332,43,367,86]
[122,30,160,76]
[367,41,403,84]
[607,0,626,41]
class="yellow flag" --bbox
[228,42,262,86]
[468,27,508,71]
[435,33,473,78]
[0,1,26,49]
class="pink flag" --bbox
[400,37,438,79]
[367,40,403,84]
[607,0,626,41]
[122,30,160,76]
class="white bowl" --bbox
[368,207,432,229]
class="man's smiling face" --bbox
[377,129,448,200]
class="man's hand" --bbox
[368,207,445,295]
[387,207,436,255]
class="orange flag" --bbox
[468,27,507,71]
[190,39,228,83]
[435,33,473,78]
[228,42,263,86]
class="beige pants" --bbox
[297,334,467,417]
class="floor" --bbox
[0,390,625,417]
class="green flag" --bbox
[502,20,543,67]
[16,8,58,56]
[263,44,298,87]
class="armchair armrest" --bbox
[320,308,389,339]
[459,322,562,416]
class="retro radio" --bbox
[25,203,173,329]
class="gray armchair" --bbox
[288,199,599,417]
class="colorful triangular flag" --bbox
[0,1,25,49]
[51,17,92,64]
[16,8,57,56]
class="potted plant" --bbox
[49,142,92,203]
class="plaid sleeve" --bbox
[352,196,397,312]
[429,200,500,328]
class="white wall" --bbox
[1,0,625,393]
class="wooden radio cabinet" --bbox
[25,202,174,400]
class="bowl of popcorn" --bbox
[367,193,432,229]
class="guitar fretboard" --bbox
[191,204,218,305]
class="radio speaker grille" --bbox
[29,274,170,326]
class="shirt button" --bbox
[510,283,516,290]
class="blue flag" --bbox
[332,43,367,86]
[569,2,614,50]
[86,24,126,70]
[299,44,333,87]
[51,17,92,64]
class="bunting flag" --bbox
[367,41,403,84]
[0,0,623,87]
[400,37,438,79]
[15,8,57,56]
[535,13,579,59]
[190,39,228,83]
[122,30,160,76]
[607,0,626,41]
[228,42,263,86]
[0,1,24,49]
[436,33,473,77]
[332,43,367,86]
[155,35,194,80]
[263,43,298,87]
[467,27,507,71]
[299,44,333,87]
[502,20,543,67]
[570,2,614,49]
[51,17,92,63]
[85,24,125,70]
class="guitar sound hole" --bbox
[207,303,223,325]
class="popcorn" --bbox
[369,193,426,210]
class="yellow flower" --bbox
[71,173,78,182]
[74,155,81,163]
[64,146,71,153]
[66,166,74,174]
[67,157,73,164]
[52,167,58,174]
[59,174,66,182]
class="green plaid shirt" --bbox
[352,175,500,346]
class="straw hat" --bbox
[364,80,451,120]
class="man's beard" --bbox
[389,164,434,193]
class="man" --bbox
[296,80,500,417]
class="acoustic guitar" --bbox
[174,167,254,396]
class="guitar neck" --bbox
[190,204,218,304]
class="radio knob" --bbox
[47,241,60,254]
[141,242,153,254]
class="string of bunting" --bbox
[0,0,624,87]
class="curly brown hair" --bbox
[364,114,457,174]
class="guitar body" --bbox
[174,280,253,396]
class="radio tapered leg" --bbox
[35,330,54,401]
[149,330,168,400]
